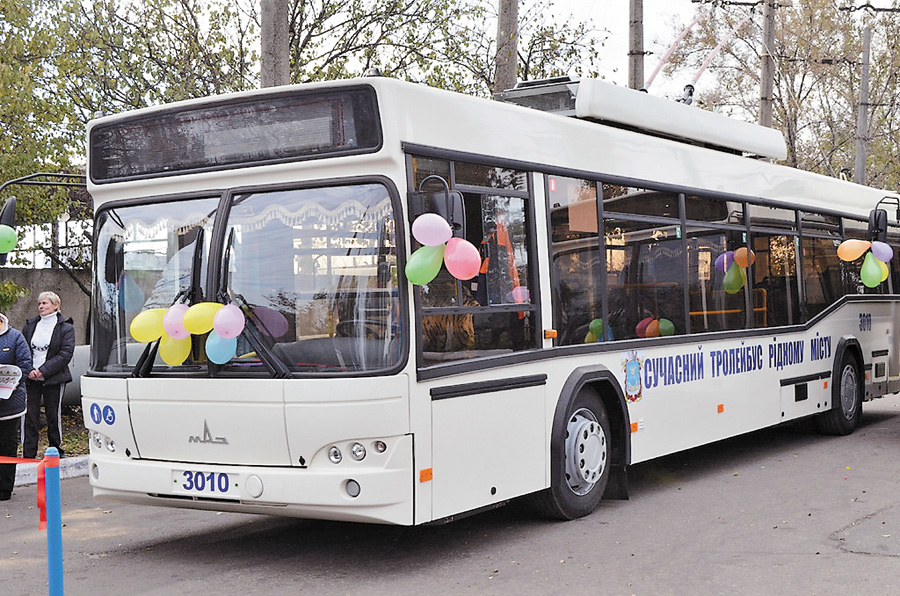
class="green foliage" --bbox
[0,1,75,213]
[0,280,28,311]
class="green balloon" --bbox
[405,245,445,285]
[0,224,16,253]
[588,318,604,337]
[860,251,882,288]
[658,318,675,336]
[723,262,746,294]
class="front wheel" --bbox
[817,352,862,436]
[530,387,611,520]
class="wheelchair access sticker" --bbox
[90,403,116,426]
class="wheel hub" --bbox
[840,365,858,418]
[565,408,608,495]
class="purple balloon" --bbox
[163,303,191,339]
[714,251,735,274]
[250,306,289,338]
[213,304,246,339]
[871,240,894,263]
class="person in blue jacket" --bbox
[21,291,75,460]
[0,312,33,501]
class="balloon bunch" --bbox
[716,247,755,294]
[130,302,246,365]
[836,239,893,288]
[405,213,482,285]
[635,316,675,338]
[583,318,613,343]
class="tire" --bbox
[530,387,612,520]
[817,351,862,436]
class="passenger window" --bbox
[605,217,686,340]
[548,176,601,345]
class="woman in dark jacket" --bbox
[0,312,33,500]
[21,291,75,460]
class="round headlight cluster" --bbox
[91,431,116,452]
[328,441,389,464]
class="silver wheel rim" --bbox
[564,407,608,496]
[840,364,859,420]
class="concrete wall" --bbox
[0,268,91,344]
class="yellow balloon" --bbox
[159,334,192,366]
[183,302,223,335]
[130,308,166,343]
[836,239,871,262]
[880,259,889,281]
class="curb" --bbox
[14,456,89,487]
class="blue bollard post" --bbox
[44,447,63,596]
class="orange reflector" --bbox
[630,422,638,433]
[823,380,829,389]
[544,329,558,339]
[717,404,724,413]
[419,468,433,482]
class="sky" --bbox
[555,0,702,97]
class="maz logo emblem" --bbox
[189,420,229,445]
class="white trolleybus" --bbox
[84,75,900,524]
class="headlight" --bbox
[350,442,366,461]
[328,446,342,464]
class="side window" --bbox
[686,229,749,333]
[801,213,846,318]
[746,205,800,328]
[411,157,538,366]
[751,232,799,327]
[843,218,870,295]
[604,185,686,339]
[548,176,601,345]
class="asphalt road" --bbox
[3,397,900,596]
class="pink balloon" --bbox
[444,237,481,280]
[163,303,191,339]
[213,304,246,339]
[412,213,452,246]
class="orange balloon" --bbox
[836,239,871,262]
[645,319,660,338]
[734,247,756,268]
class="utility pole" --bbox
[854,26,871,185]
[261,0,290,88]
[759,0,775,127]
[494,0,519,94]
[628,0,644,90]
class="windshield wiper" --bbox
[216,229,291,379]
[132,228,206,378]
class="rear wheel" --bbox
[817,352,862,436]
[531,387,611,520]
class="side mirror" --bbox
[0,197,15,266]
[867,208,887,243]
[408,189,466,236]
[104,235,124,284]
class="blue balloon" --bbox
[118,272,145,313]
[205,330,237,364]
